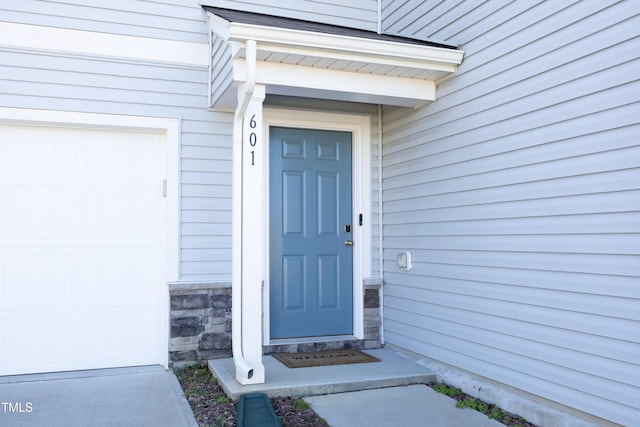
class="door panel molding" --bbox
[263,108,371,344]
[269,126,353,338]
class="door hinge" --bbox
[162,179,167,197]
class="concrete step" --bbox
[209,348,436,400]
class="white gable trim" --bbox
[0,22,208,67]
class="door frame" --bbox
[263,108,371,345]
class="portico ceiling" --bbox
[205,7,464,109]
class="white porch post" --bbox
[237,83,266,384]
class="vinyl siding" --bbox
[0,0,379,282]
[1,0,209,43]
[381,1,640,426]
[209,31,234,108]
[2,0,378,41]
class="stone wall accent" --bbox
[363,282,382,349]
[169,282,232,365]
[169,279,383,364]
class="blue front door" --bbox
[270,126,353,339]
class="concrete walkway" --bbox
[211,348,503,426]
[0,366,198,427]
[306,384,503,427]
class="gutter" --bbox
[232,39,257,383]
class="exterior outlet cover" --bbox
[397,251,412,271]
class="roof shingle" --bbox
[203,6,458,50]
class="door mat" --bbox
[272,349,380,368]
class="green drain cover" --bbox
[237,393,282,427]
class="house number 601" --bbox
[249,114,257,166]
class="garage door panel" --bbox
[1,192,162,247]
[88,250,163,302]
[1,307,162,375]
[37,192,89,242]
[89,192,162,243]
[3,189,88,246]
[0,192,6,240]
[0,124,166,376]
[88,132,162,184]
[1,251,89,308]
[0,254,5,309]
[2,250,162,305]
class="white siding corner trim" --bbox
[0,22,208,67]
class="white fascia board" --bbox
[257,42,457,74]
[1,22,208,67]
[266,85,429,108]
[234,59,437,104]
[227,22,464,68]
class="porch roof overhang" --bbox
[204,7,464,109]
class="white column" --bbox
[239,84,266,384]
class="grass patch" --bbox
[214,393,230,404]
[429,383,536,427]
[432,383,463,399]
[294,398,311,411]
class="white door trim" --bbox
[262,108,372,344]
[0,107,180,370]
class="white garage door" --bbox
[0,124,167,375]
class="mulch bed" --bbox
[175,363,327,426]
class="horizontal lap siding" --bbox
[0,0,229,281]
[210,32,234,107]
[180,116,233,280]
[2,0,379,41]
[381,1,640,425]
[1,0,209,43]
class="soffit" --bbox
[204,7,464,109]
